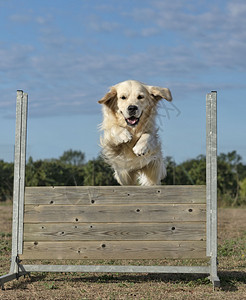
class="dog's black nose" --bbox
[128,105,138,115]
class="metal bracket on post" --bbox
[206,91,220,289]
[0,91,28,290]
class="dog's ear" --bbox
[98,87,117,106]
[147,86,172,102]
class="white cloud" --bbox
[227,1,246,17]
[1,0,246,119]
[0,44,34,71]
[124,0,246,71]
[36,16,47,25]
[9,12,52,26]
[9,14,31,23]
[88,16,120,33]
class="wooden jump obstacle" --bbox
[0,91,220,289]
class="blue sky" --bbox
[0,0,246,163]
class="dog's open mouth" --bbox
[126,116,140,126]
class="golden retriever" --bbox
[98,80,172,185]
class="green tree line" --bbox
[1,149,246,206]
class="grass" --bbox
[0,232,11,256]
[218,232,246,258]
[0,203,246,299]
[43,281,59,290]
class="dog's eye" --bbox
[121,95,127,100]
[137,95,144,100]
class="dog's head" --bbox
[98,80,172,127]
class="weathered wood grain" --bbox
[23,185,207,261]
[25,185,206,205]
[20,240,207,260]
[24,204,206,223]
[24,222,206,241]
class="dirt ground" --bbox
[0,202,245,300]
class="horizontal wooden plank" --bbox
[20,240,207,260]
[25,185,206,205]
[24,204,206,223]
[24,222,206,241]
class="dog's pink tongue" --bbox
[127,117,137,125]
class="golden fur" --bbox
[98,80,172,185]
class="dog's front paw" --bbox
[115,128,132,144]
[133,142,150,156]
